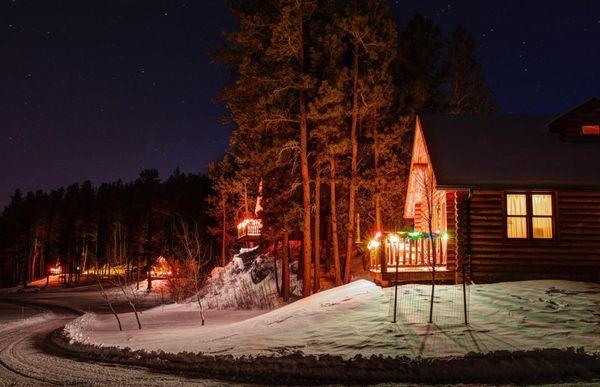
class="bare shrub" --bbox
[165,217,211,324]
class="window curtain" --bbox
[507,194,527,238]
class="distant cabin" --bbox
[374,98,600,285]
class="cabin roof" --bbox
[418,114,600,189]
[547,97,600,132]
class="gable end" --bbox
[548,98,600,142]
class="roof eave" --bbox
[436,182,600,191]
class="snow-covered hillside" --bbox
[200,247,301,310]
[65,279,600,359]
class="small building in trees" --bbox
[237,218,263,241]
[236,181,263,244]
[372,98,600,285]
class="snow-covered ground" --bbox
[0,302,44,324]
[200,247,301,310]
[66,279,600,359]
[0,303,54,330]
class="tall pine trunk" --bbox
[243,182,249,216]
[30,237,38,281]
[329,157,342,286]
[298,8,312,298]
[344,40,360,284]
[374,129,382,232]
[145,213,153,292]
[220,192,227,267]
[282,228,290,301]
[313,166,321,292]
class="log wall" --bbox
[456,189,600,283]
[445,191,457,271]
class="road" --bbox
[0,285,237,386]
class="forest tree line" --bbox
[209,0,497,298]
[0,169,212,287]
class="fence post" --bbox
[462,253,468,325]
[392,249,400,323]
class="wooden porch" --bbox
[369,232,455,286]
[237,218,262,241]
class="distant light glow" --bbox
[151,256,172,277]
[49,265,61,275]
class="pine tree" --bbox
[220,0,318,297]
[310,79,348,286]
[396,14,447,116]
[445,25,498,114]
[338,0,398,282]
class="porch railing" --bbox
[237,218,262,239]
[370,234,447,272]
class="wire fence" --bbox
[389,279,470,327]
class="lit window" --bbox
[505,193,554,240]
[532,194,553,239]
[581,125,600,135]
[506,194,527,238]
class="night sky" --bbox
[1,1,599,208]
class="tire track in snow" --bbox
[0,302,233,386]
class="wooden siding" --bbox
[457,189,600,283]
[413,202,422,231]
[445,191,457,271]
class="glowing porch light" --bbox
[237,218,251,229]
[367,238,381,250]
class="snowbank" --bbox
[200,247,300,310]
[66,279,600,360]
[0,311,55,332]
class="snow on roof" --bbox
[418,114,600,189]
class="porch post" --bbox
[380,241,387,273]
[392,252,400,323]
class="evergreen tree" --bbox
[0,170,213,287]
[338,0,398,282]
[445,25,498,114]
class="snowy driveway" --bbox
[0,299,241,385]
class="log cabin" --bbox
[372,98,600,285]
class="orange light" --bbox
[151,256,172,277]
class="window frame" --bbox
[503,191,557,242]
[505,193,528,239]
